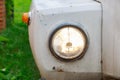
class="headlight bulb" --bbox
[49,25,88,61]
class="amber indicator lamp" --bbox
[22,13,29,24]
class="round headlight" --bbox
[49,25,88,61]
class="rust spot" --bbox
[52,66,64,72]
[101,60,103,64]
[57,69,64,72]
[52,66,55,70]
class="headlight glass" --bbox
[49,25,88,61]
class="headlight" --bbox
[49,25,88,61]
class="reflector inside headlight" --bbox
[49,25,88,61]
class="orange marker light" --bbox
[22,13,29,24]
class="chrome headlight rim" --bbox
[49,24,89,62]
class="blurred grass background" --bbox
[0,0,40,79]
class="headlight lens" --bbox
[49,25,88,61]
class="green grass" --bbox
[0,0,40,79]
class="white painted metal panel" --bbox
[29,0,102,79]
[99,0,120,78]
